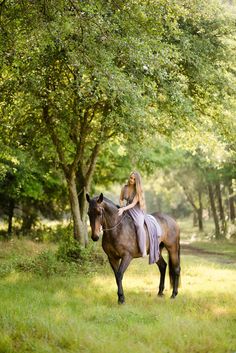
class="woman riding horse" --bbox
[119,171,161,257]
[86,175,181,304]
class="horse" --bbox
[86,193,181,304]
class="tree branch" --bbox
[85,142,100,189]
[42,105,69,177]
[181,185,198,211]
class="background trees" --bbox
[0,0,235,243]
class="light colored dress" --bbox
[122,186,146,256]
[122,185,161,262]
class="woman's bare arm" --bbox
[118,195,139,215]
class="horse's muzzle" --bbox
[91,234,99,242]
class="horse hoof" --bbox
[157,292,164,297]
[118,300,125,305]
[118,299,125,305]
[118,296,125,304]
[170,294,177,299]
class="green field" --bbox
[0,238,236,353]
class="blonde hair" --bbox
[129,171,146,211]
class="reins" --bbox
[101,211,127,231]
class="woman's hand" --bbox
[118,207,124,216]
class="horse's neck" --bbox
[102,202,118,228]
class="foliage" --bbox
[0,236,106,278]
[15,250,71,277]
[0,0,235,242]
[0,146,67,234]
[57,234,106,266]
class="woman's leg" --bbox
[127,207,146,256]
[134,214,146,256]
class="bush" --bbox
[0,262,15,278]
[15,250,60,277]
[0,234,107,279]
[57,235,107,271]
[57,236,85,263]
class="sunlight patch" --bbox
[5,272,21,283]
[54,290,67,301]
[211,306,231,318]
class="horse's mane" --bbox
[102,196,120,209]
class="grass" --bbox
[0,238,236,353]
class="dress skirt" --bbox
[127,205,162,262]
[127,205,146,256]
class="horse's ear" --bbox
[86,193,90,203]
[97,193,103,204]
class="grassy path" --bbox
[0,241,236,353]
[182,243,236,264]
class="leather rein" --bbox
[100,208,127,232]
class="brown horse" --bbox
[86,193,181,304]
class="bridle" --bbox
[98,206,127,232]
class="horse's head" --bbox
[86,193,104,241]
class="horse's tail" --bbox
[168,242,181,289]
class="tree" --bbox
[1,0,235,244]
[0,143,66,235]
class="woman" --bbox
[118,171,147,256]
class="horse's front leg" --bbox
[108,256,120,278]
[109,254,132,304]
[108,256,123,303]
[116,254,132,304]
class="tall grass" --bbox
[0,239,235,353]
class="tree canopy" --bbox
[0,0,235,242]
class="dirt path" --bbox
[181,243,236,264]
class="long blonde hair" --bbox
[129,171,146,211]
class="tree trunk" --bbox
[197,190,203,232]
[228,179,235,223]
[78,188,89,246]
[216,182,227,236]
[184,187,203,231]
[21,206,38,234]
[193,211,198,227]
[67,174,86,245]
[197,209,203,232]
[7,199,15,236]
[208,183,221,239]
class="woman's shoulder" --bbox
[121,184,128,196]
[121,184,129,190]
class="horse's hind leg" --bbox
[169,247,181,299]
[157,251,167,297]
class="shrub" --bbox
[0,262,15,278]
[57,236,85,263]
[16,250,81,277]
[57,235,107,272]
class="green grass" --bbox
[0,239,236,353]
